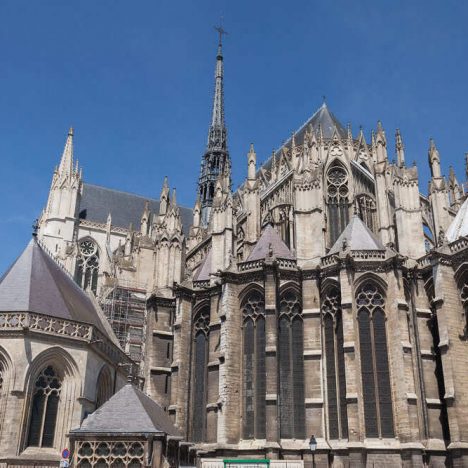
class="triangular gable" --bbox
[246,225,294,261]
[329,215,385,254]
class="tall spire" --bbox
[208,26,227,144]
[58,127,74,177]
[198,26,230,227]
[395,129,405,167]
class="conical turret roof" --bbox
[71,383,181,436]
[446,197,468,242]
[0,238,118,343]
[246,224,294,261]
[328,215,385,254]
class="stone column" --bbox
[264,262,279,451]
[432,258,468,466]
[339,265,361,443]
[217,281,241,444]
[302,271,324,439]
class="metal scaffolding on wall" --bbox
[100,279,148,366]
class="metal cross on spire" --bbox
[214,24,228,46]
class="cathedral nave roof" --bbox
[79,183,193,235]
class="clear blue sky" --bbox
[1,0,467,272]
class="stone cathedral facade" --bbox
[1,34,468,468]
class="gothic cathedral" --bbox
[0,33,468,468]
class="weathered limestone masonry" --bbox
[9,32,465,468]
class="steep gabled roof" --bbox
[79,183,193,235]
[0,238,118,343]
[446,197,468,242]
[256,103,347,175]
[194,249,212,281]
[328,215,385,254]
[71,383,181,436]
[246,224,294,261]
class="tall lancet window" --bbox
[75,239,99,294]
[322,288,348,439]
[357,283,394,438]
[327,164,350,246]
[27,366,62,448]
[242,290,266,439]
[191,307,210,442]
[356,194,377,233]
[278,290,305,438]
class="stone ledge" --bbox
[346,393,358,403]
[397,300,409,310]
[304,349,321,358]
[421,349,435,358]
[151,366,171,373]
[303,308,321,317]
[401,341,412,351]
[426,398,442,406]
[153,329,173,336]
[266,345,277,355]
[416,308,432,318]
[343,341,355,352]
[406,392,418,401]
[207,360,219,369]
[206,403,218,411]
[265,393,277,401]
[305,397,323,407]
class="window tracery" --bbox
[322,289,348,440]
[75,440,144,467]
[191,307,210,442]
[327,165,349,246]
[278,290,305,439]
[242,291,266,439]
[356,194,377,233]
[75,239,99,294]
[27,365,62,448]
[356,283,394,438]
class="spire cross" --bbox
[214,25,228,45]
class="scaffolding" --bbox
[100,280,148,366]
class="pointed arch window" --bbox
[96,366,113,409]
[327,165,349,246]
[322,288,348,439]
[278,290,305,438]
[27,366,62,448]
[356,283,394,438]
[75,239,99,294]
[191,307,210,442]
[356,194,377,233]
[242,291,266,439]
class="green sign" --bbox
[223,460,270,468]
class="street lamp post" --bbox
[309,435,317,468]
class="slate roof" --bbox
[246,224,294,261]
[0,238,118,343]
[71,383,181,436]
[328,215,385,254]
[194,249,212,281]
[253,103,347,177]
[79,183,193,235]
[446,197,468,242]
